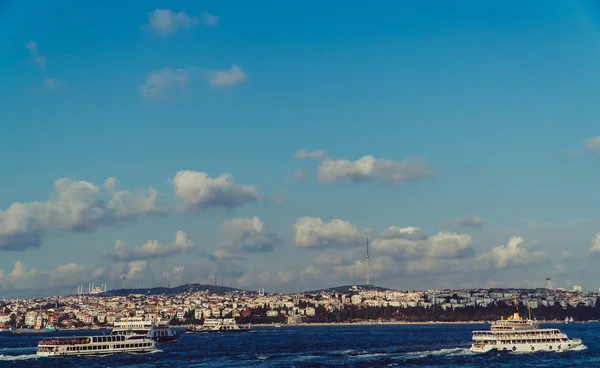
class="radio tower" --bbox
[366,237,371,286]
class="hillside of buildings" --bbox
[97,283,249,297]
[2,286,600,329]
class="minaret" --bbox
[366,237,371,286]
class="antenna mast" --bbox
[366,237,371,286]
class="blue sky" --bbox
[2,0,600,297]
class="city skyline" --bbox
[3,0,600,298]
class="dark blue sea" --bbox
[0,323,597,367]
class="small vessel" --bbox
[110,309,179,342]
[569,317,574,323]
[36,333,157,357]
[10,326,57,335]
[564,317,569,324]
[186,318,251,333]
[470,296,584,353]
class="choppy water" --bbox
[0,323,597,367]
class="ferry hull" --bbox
[37,346,156,357]
[470,339,584,353]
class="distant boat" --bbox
[11,326,57,335]
[569,317,574,323]
[186,318,251,333]
[564,317,569,324]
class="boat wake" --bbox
[569,344,588,352]
[0,353,38,361]
[403,347,475,359]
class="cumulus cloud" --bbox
[317,155,435,183]
[221,217,282,252]
[112,230,193,262]
[139,68,191,101]
[147,9,199,36]
[0,177,165,251]
[124,261,148,280]
[373,226,473,260]
[583,136,600,154]
[293,217,371,249]
[25,41,46,68]
[298,224,479,287]
[8,261,37,288]
[210,217,282,260]
[170,171,258,210]
[589,233,600,252]
[209,249,245,261]
[452,216,485,229]
[478,236,550,269]
[293,149,326,159]
[105,177,168,219]
[207,65,247,88]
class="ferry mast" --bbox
[366,237,371,286]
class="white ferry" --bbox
[111,315,179,342]
[470,296,584,353]
[36,333,157,357]
[186,318,251,333]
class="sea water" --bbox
[0,323,596,367]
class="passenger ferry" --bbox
[470,296,585,353]
[36,333,157,357]
[186,318,251,333]
[111,311,179,342]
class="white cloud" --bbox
[478,236,550,269]
[589,233,600,252]
[221,217,282,253]
[147,9,199,36]
[139,68,191,101]
[209,249,245,261]
[452,216,485,229]
[293,149,326,159]
[0,261,38,289]
[583,136,600,154]
[202,11,220,26]
[0,177,165,251]
[373,227,473,260]
[170,171,258,210]
[112,230,193,261]
[25,40,46,68]
[105,177,167,219]
[41,78,65,90]
[317,155,435,183]
[207,65,247,88]
[293,217,371,249]
[210,217,281,260]
[124,261,148,280]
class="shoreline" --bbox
[258,320,572,327]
